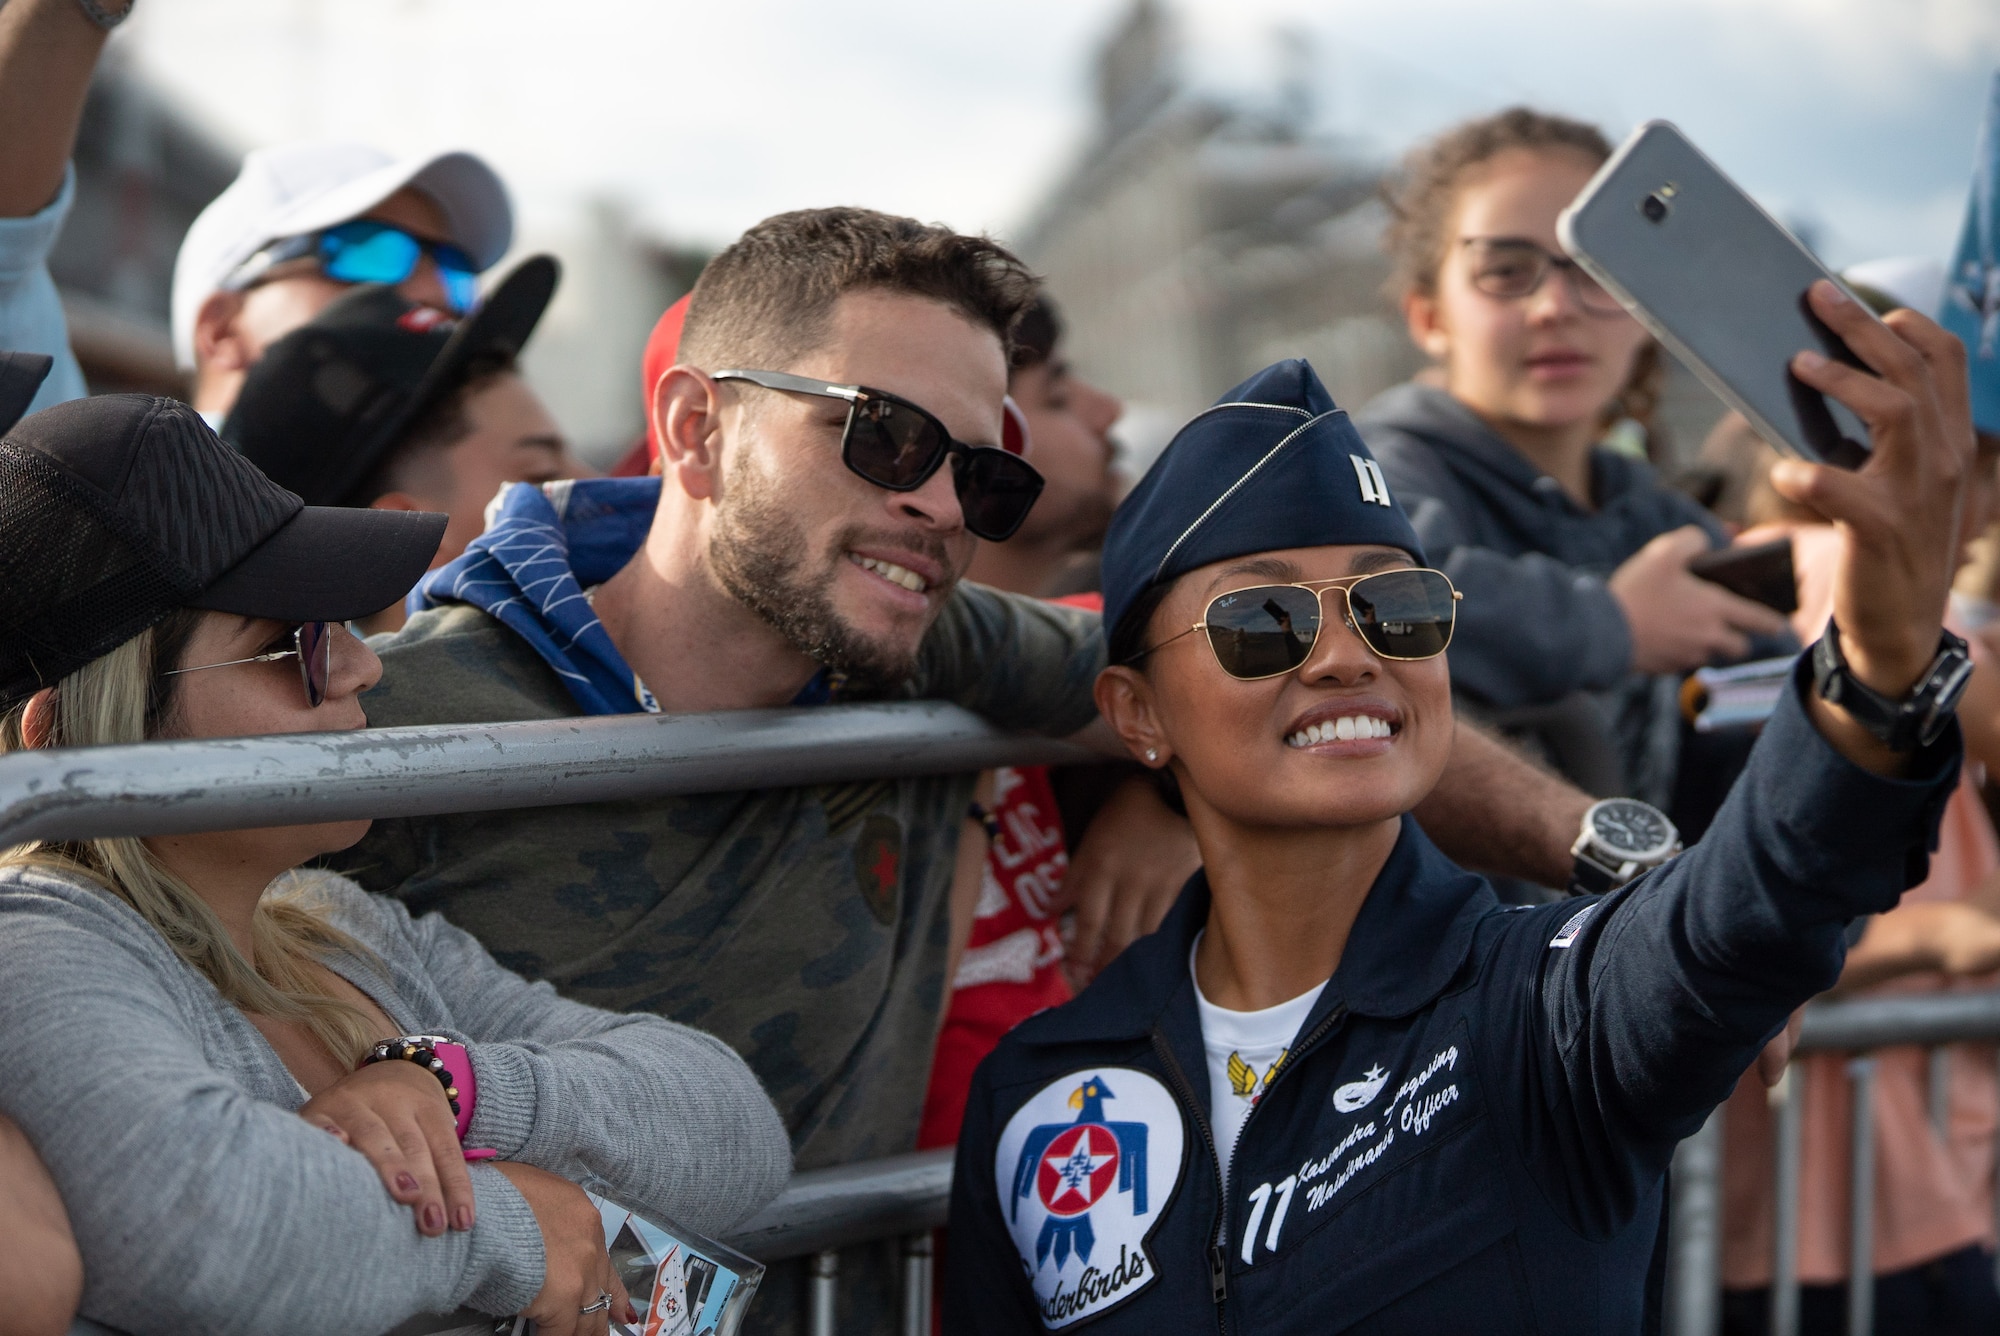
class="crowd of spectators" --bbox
[0,1,1998,1334]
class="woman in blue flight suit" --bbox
[944,282,1976,1334]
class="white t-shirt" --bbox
[1191,936,1326,1191]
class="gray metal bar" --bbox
[901,1231,934,1336]
[1928,1045,1953,1139]
[1847,1058,1878,1336]
[808,1249,839,1336]
[0,703,1095,843]
[1797,991,2000,1052]
[1665,1107,1724,1336]
[723,1148,954,1261]
[1771,1062,1807,1336]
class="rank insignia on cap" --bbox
[1099,359,1425,639]
[995,1068,1186,1328]
[1351,455,1391,507]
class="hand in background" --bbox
[299,1056,474,1237]
[1836,899,2000,994]
[1609,526,1793,674]
[1755,1010,1806,1088]
[490,1161,635,1336]
[1063,775,1202,990]
[0,1113,80,1336]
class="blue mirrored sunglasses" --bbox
[227,219,479,313]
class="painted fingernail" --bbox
[453,1205,473,1231]
[1796,349,1828,371]
[626,1303,640,1323]
[395,1172,420,1194]
[322,1123,342,1136]
[422,1203,444,1233]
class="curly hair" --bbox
[1381,107,1661,434]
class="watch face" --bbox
[1590,799,1677,860]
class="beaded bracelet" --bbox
[361,1036,461,1121]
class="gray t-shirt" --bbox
[337,582,1105,1171]
[0,865,790,1336]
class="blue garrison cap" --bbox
[1101,359,1425,639]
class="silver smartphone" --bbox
[1558,119,1879,467]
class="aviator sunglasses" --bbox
[165,620,335,708]
[711,369,1046,542]
[225,220,480,314]
[1137,569,1461,680]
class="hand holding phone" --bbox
[1608,527,1794,675]
[1774,282,1974,770]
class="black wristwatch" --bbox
[1809,621,1971,753]
[1568,798,1682,896]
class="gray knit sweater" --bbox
[0,864,791,1336]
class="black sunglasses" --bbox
[711,369,1046,541]
[164,620,335,707]
[1137,570,1461,680]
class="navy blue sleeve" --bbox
[1373,445,1634,708]
[943,1061,1046,1333]
[1509,657,1958,1234]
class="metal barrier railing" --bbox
[0,701,1093,845]
[1665,988,2000,1336]
[720,1150,954,1336]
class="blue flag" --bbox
[1942,70,2000,436]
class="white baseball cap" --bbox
[170,141,513,371]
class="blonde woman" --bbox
[0,373,789,1336]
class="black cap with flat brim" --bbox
[0,393,445,710]
[221,254,559,506]
[191,504,449,624]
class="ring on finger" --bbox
[580,1291,612,1314]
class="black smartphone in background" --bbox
[1687,537,1797,614]
[1559,121,1882,469]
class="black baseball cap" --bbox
[221,253,559,506]
[0,380,446,711]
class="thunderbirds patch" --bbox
[995,1068,1186,1328]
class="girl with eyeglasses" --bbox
[1356,108,1795,809]
[0,374,789,1336]
[944,288,1976,1331]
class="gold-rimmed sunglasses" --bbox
[1134,569,1461,680]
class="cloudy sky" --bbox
[117,0,1999,268]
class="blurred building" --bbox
[1020,0,1725,476]
[50,51,237,396]
[509,202,708,470]
[1017,1,1423,475]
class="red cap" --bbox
[641,294,692,464]
[1001,394,1031,458]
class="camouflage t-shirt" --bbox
[335,582,1104,1171]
